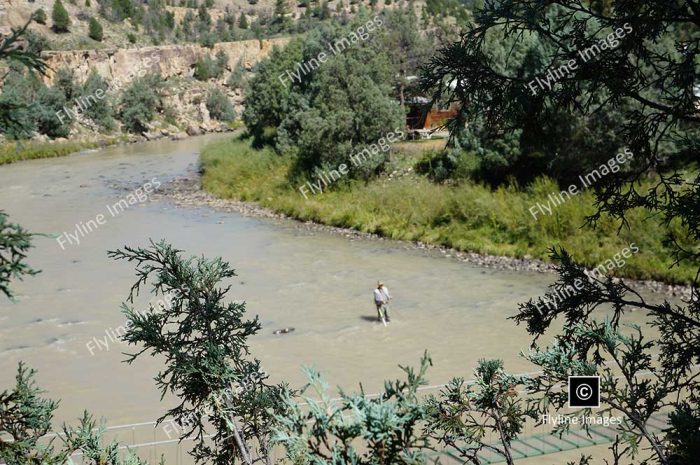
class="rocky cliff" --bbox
[41,37,290,84]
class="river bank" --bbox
[0,138,118,165]
[195,136,697,293]
[158,171,692,299]
[0,123,237,165]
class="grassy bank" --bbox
[0,138,123,166]
[201,136,695,285]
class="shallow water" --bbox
[0,134,651,437]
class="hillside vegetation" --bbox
[1,0,461,50]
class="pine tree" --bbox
[51,0,70,32]
[88,17,103,41]
[238,12,248,29]
[34,8,47,24]
[273,0,290,26]
[109,241,287,465]
[423,1,700,462]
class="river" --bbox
[0,135,654,463]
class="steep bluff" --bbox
[40,37,290,84]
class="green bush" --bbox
[35,85,72,138]
[225,59,246,89]
[53,68,77,101]
[51,0,70,32]
[0,69,38,140]
[80,71,114,130]
[238,13,248,29]
[33,8,48,25]
[88,17,104,41]
[244,20,403,179]
[25,30,49,54]
[206,88,235,122]
[117,74,163,133]
[193,53,225,81]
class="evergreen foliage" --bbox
[51,0,70,32]
[88,17,104,41]
[425,360,534,465]
[34,8,47,25]
[423,2,700,464]
[117,73,163,133]
[0,364,149,465]
[0,212,38,300]
[80,70,115,130]
[274,353,432,464]
[109,241,288,465]
[206,88,235,121]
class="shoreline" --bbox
[0,126,237,166]
[157,174,693,300]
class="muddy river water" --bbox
[0,135,656,462]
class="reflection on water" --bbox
[0,134,651,432]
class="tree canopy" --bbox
[422,1,700,463]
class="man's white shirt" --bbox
[381,287,391,300]
[374,287,391,303]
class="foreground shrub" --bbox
[0,363,148,465]
[109,241,288,465]
[274,353,432,464]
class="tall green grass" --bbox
[201,137,695,284]
[0,139,121,166]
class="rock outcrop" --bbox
[41,37,290,84]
